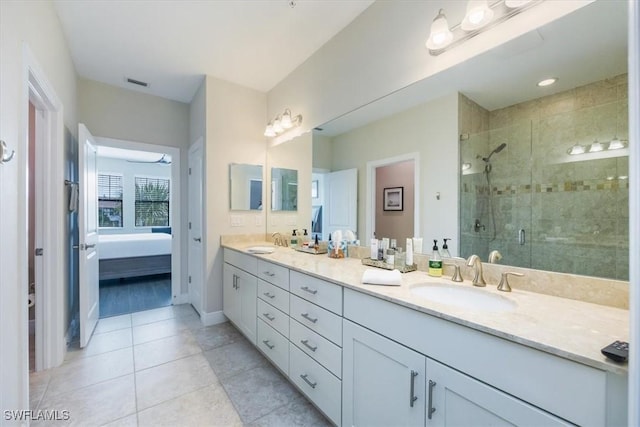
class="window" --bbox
[98,174,123,227]
[135,177,170,227]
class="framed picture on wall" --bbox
[383,187,403,211]
[311,180,319,199]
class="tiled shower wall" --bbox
[459,74,629,280]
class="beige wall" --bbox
[203,76,267,314]
[376,160,415,246]
[312,133,332,171]
[330,93,459,255]
[0,0,78,412]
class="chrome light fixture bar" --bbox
[426,0,541,56]
[264,108,302,138]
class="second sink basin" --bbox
[410,283,516,312]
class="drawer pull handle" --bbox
[300,286,318,295]
[263,271,276,277]
[300,374,317,389]
[263,312,275,321]
[410,370,419,408]
[262,340,275,350]
[428,379,437,419]
[300,339,318,352]
[263,292,276,299]
[301,313,318,323]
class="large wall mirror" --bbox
[229,163,263,211]
[271,167,298,211]
[308,0,628,281]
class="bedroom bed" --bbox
[98,232,172,280]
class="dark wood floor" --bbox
[99,273,172,318]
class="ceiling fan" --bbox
[126,154,172,164]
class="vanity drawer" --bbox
[224,249,257,276]
[257,319,289,374]
[290,294,342,346]
[257,298,289,338]
[257,259,290,290]
[290,270,343,315]
[289,343,341,426]
[290,318,342,378]
[258,279,289,314]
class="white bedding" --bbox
[98,233,172,260]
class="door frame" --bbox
[188,138,204,314]
[365,152,420,245]
[94,137,183,305]
[22,44,66,372]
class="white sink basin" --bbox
[246,246,275,254]
[410,283,516,312]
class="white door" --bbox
[324,168,357,239]
[188,141,203,315]
[78,124,99,347]
[343,319,426,427]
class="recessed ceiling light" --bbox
[537,78,558,87]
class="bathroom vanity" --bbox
[221,242,628,426]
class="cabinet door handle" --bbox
[263,312,275,321]
[263,271,276,277]
[428,379,437,419]
[300,339,318,352]
[410,370,418,408]
[300,374,317,389]
[300,286,318,295]
[263,292,276,299]
[262,340,275,350]
[301,313,318,324]
[232,275,237,289]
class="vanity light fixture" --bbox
[567,143,586,155]
[537,77,558,87]
[461,0,494,31]
[426,0,542,56]
[588,140,604,153]
[264,109,303,138]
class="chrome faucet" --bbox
[488,250,502,264]
[271,232,288,247]
[466,254,486,287]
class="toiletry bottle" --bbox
[314,234,319,251]
[386,247,395,267]
[371,239,379,260]
[442,238,452,258]
[291,229,298,248]
[394,247,406,270]
[405,238,414,266]
[303,229,310,246]
[428,240,443,277]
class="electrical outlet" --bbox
[230,215,244,227]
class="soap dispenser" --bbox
[428,240,443,277]
[291,229,299,248]
[442,238,452,258]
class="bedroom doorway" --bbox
[94,138,182,318]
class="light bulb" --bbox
[608,137,626,150]
[426,9,453,50]
[280,109,293,129]
[589,140,604,153]
[567,144,585,155]
[461,0,494,31]
[505,0,532,8]
[537,77,558,87]
[264,123,276,137]
[272,117,283,133]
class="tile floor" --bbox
[29,304,331,426]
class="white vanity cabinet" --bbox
[426,359,570,426]
[222,262,257,344]
[342,319,426,427]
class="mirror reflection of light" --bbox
[461,162,472,171]
[588,140,604,152]
[462,0,494,31]
[608,137,626,150]
[567,144,585,155]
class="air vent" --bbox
[125,77,149,87]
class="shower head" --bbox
[482,143,507,162]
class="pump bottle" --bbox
[428,240,443,277]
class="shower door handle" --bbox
[518,229,526,245]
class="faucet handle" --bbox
[497,272,524,292]
[444,263,463,282]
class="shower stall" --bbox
[459,75,629,281]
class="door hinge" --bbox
[189,222,192,230]
[188,275,192,284]
[189,167,192,175]
[35,248,43,256]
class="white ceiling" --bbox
[53,0,374,103]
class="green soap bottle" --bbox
[428,240,443,277]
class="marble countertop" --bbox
[223,241,629,375]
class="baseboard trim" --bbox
[200,310,228,327]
